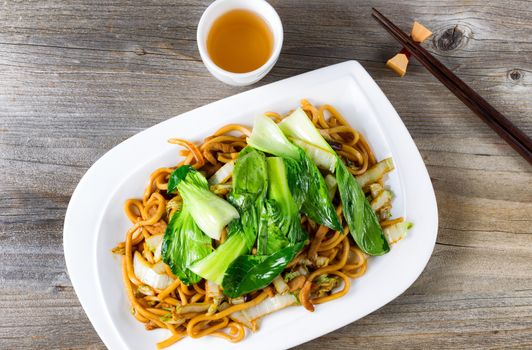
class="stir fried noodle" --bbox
[113,100,403,348]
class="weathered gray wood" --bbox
[0,0,531,349]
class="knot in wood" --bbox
[134,47,146,56]
[435,25,465,52]
[508,69,523,81]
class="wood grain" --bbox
[0,0,531,349]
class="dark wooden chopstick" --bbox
[372,8,532,164]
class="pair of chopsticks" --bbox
[372,8,532,164]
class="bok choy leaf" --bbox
[221,157,307,297]
[336,154,390,255]
[190,148,268,283]
[228,147,268,241]
[161,205,213,285]
[189,221,253,284]
[279,108,390,256]
[248,115,341,231]
[279,107,334,153]
[257,157,306,255]
[247,115,300,160]
[221,241,304,298]
[167,165,239,240]
[297,152,341,231]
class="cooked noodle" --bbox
[113,100,402,348]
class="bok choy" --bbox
[279,108,335,153]
[279,108,390,256]
[221,156,306,298]
[259,157,306,252]
[336,160,390,255]
[167,165,239,240]
[222,241,305,298]
[190,148,268,283]
[161,205,213,285]
[189,221,253,284]
[248,115,341,231]
[228,147,269,243]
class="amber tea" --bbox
[207,9,274,73]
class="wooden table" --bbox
[1,1,531,348]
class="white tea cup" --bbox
[197,0,283,86]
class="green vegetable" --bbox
[297,152,341,231]
[278,108,334,153]
[190,148,268,283]
[279,108,390,256]
[221,157,307,297]
[161,205,213,285]
[189,221,254,284]
[248,115,341,231]
[336,160,390,255]
[324,174,338,200]
[230,147,269,257]
[291,138,336,173]
[221,242,304,298]
[247,115,300,160]
[167,165,239,240]
[258,200,290,255]
[256,157,306,255]
[266,157,306,246]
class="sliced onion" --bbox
[230,310,255,331]
[206,280,222,300]
[145,234,163,251]
[371,190,392,211]
[297,265,309,276]
[369,183,384,198]
[133,251,175,290]
[145,234,164,262]
[153,242,162,263]
[384,221,413,245]
[229,296,246,305]
[175,303,211,314]
[137,285,155,296]
[208,160,235,185]
[272,275,289,295]
[152,261,166,274]
[315,256,329,268]
[356,157,394,189]
[233,294,297,322]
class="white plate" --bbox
[64,61,438,350]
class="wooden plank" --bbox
[0,0,531,349]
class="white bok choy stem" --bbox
[279,108,335,153]
[168,166,239,240]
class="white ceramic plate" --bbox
[64,61,438,350]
